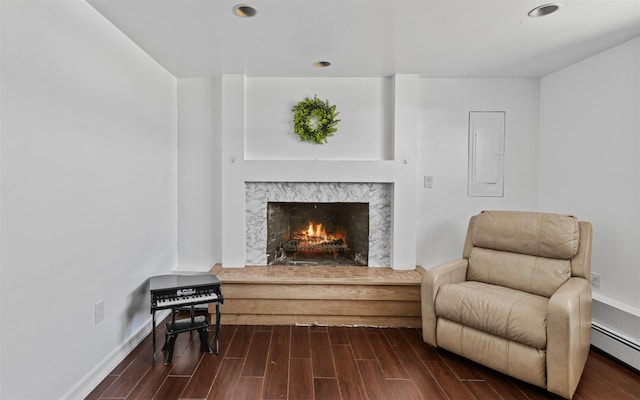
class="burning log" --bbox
[292,232,325,241]
[283,238,346,254]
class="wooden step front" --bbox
[208,264,423,327]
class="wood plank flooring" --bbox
[86,316,640,400]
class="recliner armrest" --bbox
[421,259,468,346]
[546,277,592,399]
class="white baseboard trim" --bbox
[591,320,640,371]
[61,310,170,400]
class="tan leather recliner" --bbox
[421,210,592,399]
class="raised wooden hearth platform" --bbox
[208,264,424,327]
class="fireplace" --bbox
[266,202,369,266]
[245,182,391,267]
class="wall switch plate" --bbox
[95,300,105,324]
[424,175,434,188]
[590,273,601,289]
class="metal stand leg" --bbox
[198,328,212,353]
[164,333,178,364]
[151,311,157,364]
[213,302,221,354]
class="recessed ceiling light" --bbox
[314,61,332,68]
[528,3,561,17]
[234,4,257,17]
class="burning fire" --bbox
[305,222,327,240]
[293,221,347,249]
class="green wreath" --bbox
[292,95,340,144]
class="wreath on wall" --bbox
[292,95,340,144]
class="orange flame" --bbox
[305,222,327,240]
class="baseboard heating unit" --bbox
[591,320,640,371]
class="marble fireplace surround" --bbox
[246,182,392,266]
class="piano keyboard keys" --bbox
[155,293,218,308]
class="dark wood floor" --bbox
[87,316,639,400]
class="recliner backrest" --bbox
[463,210,583,297]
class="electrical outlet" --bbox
[95,300,105,324]
[424,175,434,188]
[590,273,601,289]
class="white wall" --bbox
[177,78,222,271]
[183,77,541,271]
[0,1,177,398]
[416,79,540,268]
[245,77,393,160]
[539,38,640,334]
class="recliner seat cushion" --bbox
[468,247,571,297]
[436,319,547,388]
[435,281,548,350]
[471,210,579,259]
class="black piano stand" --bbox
[152,302,221,364]
[162,315,211,364]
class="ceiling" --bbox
[87,0,640,78]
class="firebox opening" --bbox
[266,202,369,266]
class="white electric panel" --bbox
[468,112,505,197]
